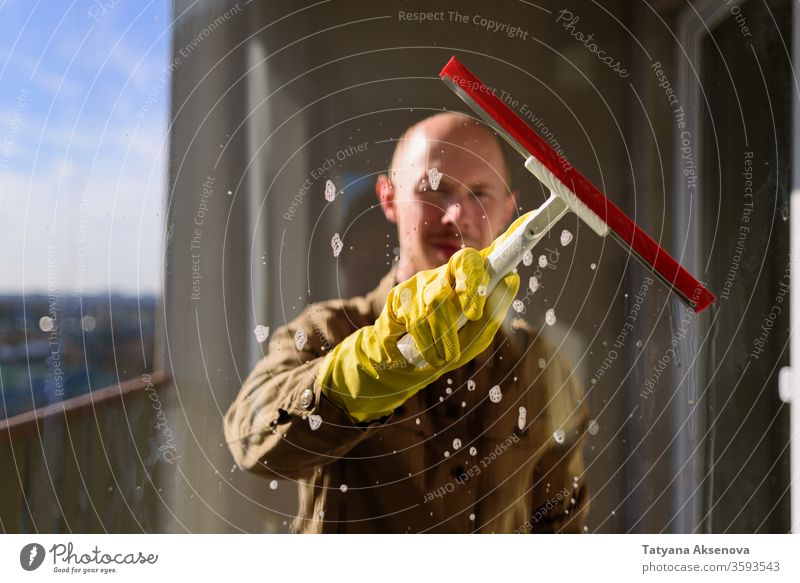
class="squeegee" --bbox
[398,56,716,368]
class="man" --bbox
[224,112,590,533]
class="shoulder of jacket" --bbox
[272,293,373,348]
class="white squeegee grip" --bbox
[397,192,571,369]
[524,156,610,238]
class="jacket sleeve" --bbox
[223,302,393,480]
[528,344,591,534]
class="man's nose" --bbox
[442,200,463,225]
[441,190,474,226]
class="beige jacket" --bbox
[224,267,590,533]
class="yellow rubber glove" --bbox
[316,246,520,423]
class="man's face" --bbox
[378,117,516,280]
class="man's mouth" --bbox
[431,241,464,260]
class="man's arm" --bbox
[223,302,391,480]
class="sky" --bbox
[0,0,170,295]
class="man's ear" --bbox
[376,174,397,223]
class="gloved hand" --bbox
[316,246,520,423]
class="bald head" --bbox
[389,112,512,190]
[377,112,517,281]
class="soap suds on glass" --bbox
[295,328,308,350]
[522,250,533,266]
[324,179,336,202]
[308,414,322,430]
[560,229,573,246]
[426,168,442,190]
[254,325,270,343]
[331,233,343,257]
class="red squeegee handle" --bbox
[440,56,716,313]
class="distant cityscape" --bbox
[0,294,158,421]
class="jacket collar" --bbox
[366,263,400,319]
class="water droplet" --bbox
[553,429,565,444]
[469,513,475,521]
[467,379,476,391]
[560,229,573,246]
[452,438,462,450]
[538,358,546,369]
[545,309,556,326]
[588,419,599,435]
[469,446,477,456]
[295,328,308,350]
[269,480,278,490]
[538,255,548,268]
[489,385,502,403]
[636,340,642,348]
[324,179,336,202]
[39,316,54,332]
[254,325,270,343]
[444,450,450,458]
[340,484,348,493]
[590,262,597,270]
[517,406,527,431]
[446,378,453,385]
[415,418,421,425]
[477,284,487,297]
[522,250,533,266]
[512,299,524,313]
[445,387,452,394]
[528,276,539,293]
